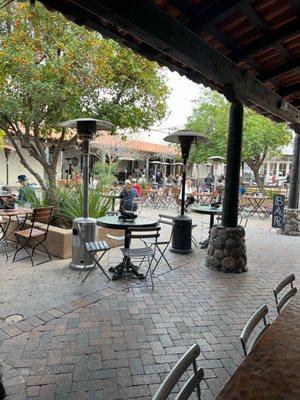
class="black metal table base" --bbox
[109,259,145,280]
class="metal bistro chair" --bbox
[152,344,203,400]
[121,226,161,290]
[273,274,297,314]
[240,305,270,357]
[13,206,53,266]
[141,214,174,273]
[78,225,111,283]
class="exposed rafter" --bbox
[278,83,300,97]
[234,19,300,61]
[186,0,249,32]
[39,0,300,124]
[257,57,300,81]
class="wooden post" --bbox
[222,100,244,227]
[288,126,300,209]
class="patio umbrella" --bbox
[191,163,198,179]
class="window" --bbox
[269,163,277,176]
[278,163,287,177]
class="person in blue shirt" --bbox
[119,180,139,211]
[239,184,246,196]
[17,175,34,202]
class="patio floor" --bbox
[0,208,298,399]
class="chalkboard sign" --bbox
[272,194,285,228]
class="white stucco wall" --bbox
[0,146,61,188]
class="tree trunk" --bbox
[45,169,58,205]
[252,168,265,195]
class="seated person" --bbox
[131,178,142,196]
[17,174,34,202]
[120,180,138,212]
[179,179,196,210]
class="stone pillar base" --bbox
[283,209,300,236]
[206,226,247,273]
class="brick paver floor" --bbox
[0,208,299,399]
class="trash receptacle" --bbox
[70,217,97,269]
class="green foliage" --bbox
[17,184,111,224]
[0,2,169,197]
[16,186,51,207]
[0,3,168,131]
[56,184,111,221]
[93,161,117,186]
[0,129,4,148]
[187,89,292,172]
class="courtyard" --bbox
[0,208,298,400]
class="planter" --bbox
[6,222,121,259]
[6,221,72,259]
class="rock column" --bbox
[206,226,247,272]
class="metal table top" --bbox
[190,205,222,215]
[97,215,158,230]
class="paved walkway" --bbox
[0,209,298,399]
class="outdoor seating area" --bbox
[0,0,300,399]
[0,207,298,399]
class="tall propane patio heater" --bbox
[59,118,114,269]
[164,130,206,253]
[3,144,15,186]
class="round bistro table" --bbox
[190,205,222,248]
[97,215,158,280]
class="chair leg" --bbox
[94,251,110,281]
[152,245,172,273]
[146,255,155,290]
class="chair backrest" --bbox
[240,305,270,357]
[127,226,161,241]
[32,207,53,225]
[152,344,203,400]
[158,214,175,240]
[273,274,297,313]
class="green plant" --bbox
[16,186,51,207]
[93,161,117,186]
[57,184,111,221]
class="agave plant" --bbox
[16,185,51,208]
[57,184,111,221]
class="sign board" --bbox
[272,194,285,228]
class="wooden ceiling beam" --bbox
[257,57,300,81]
[234,19,300,61]
[186,0,250,32]
[278,82,300,97]
[40,0,300,124]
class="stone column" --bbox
[284,126,300,236]
[206,92,247,273]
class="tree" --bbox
[186,90,292,191]
[0,2,169,203]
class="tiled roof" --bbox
[91,133,178,156]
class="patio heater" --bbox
[164,130,207,253]
[59,118,114,269]
[3,144,15,186]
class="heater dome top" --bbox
[164,130,207,144]
[59,118,114,131]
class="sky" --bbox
[132,69,203,144]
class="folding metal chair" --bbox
[13,206,53,266]
[140,214,173,273]
[121,226,161,290]
[240,305,270,357]
[78,225,111,283]
[152,343,203,400]
[273,274,297,314]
